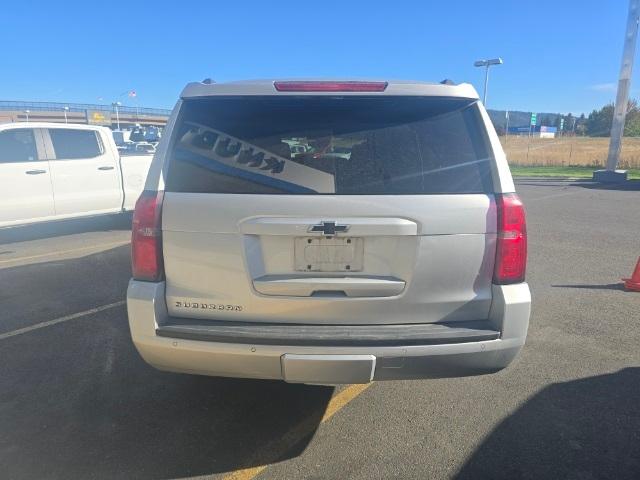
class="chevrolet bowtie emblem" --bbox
[309,221,350,235]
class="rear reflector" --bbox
[274,81,388,92]
[131,190,164,282]
[493,193,527,284]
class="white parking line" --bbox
[0,241,130,267]
[0,301,126,341]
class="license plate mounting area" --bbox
[294,237,364,272]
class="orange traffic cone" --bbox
[623,257,640,292]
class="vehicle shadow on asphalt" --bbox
[514,178,640,191]
[571,179,640,191]
[0,296,334,480]
[455,368,640,479]
[0,212,132,244]
[551,283,627,291]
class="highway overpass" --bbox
[0,101,171,128]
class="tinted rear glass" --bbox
[49,129,103,159]
[0,129,39,163]
[166,96,493,194]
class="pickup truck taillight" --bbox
[132,190,164,281]
[493,193,527,284]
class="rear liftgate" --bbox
[242,216,415,384]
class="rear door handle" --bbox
[253,275,406,297]
[25,169,46,175]
[98,166,115,171]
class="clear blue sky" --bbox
[0,0,631,115]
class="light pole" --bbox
[595,0,639,182]
[63,106,69,124]
[112,102,121,130]
[25,110,30,122]
[474,58,503,106]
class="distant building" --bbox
[539,126,557,138]
[507,125,557,138]
[507,126,532,135]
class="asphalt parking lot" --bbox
[1,179,639,480]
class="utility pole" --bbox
[595,0,639,182]
[505,110,510,144]
[474,58,503,107]
[63,106,69,124]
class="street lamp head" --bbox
[64,106,69,111]
[474,58,503,67]
[474,57,503,107]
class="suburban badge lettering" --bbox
[175,301,243,311]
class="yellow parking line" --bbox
[223,462,268,480]
[320,383,372,422]
[222,382,373,480]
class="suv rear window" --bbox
[166,96,493,194]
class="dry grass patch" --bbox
[501,136,640,169]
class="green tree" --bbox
[587,104,614,136]
[539,114,552,127]
[576,113,587,136]
[625,100,640,136]
[566,113,575,131]
[586,100,640,136]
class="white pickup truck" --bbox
[0,122,154,228]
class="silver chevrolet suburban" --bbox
[127,79,530,384]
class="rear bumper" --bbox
[127,280,530,383]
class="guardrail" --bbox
[0,100,171,116]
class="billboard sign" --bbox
[86,110,112,125]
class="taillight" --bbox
[273,81,388,92]
[131,190,164,281]
[493,193,527,284]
